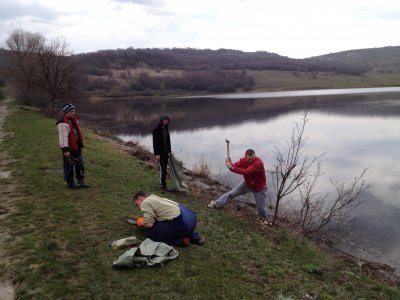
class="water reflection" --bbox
[187,86,400,99]
[78,92,400,135]
[335,192,400,269]
[78,89,400,274]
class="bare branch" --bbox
[296,168,370,236]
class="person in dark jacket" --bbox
[208,149,268,221]
[152,115,171,190]
[56,103,89,189]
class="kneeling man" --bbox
[133,191,204,246]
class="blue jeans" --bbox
[214,181,268,219]
[143,204,201,246]
[63,150,85,185]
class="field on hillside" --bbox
[85,68,400,99]
[248,70,400,92]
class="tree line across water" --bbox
[76,47,366,74]
[75,47,366,95]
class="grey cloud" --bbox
[0,0,59,22]
[374,10,400,20]
[113,0,166,6]
[359,5,400,20]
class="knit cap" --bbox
[62,103,75,114]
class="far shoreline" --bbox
[87,85,400,102]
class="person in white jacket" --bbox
[56,103,89,188]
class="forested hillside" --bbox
[0,50,7,95]
[73,48,365,74]
[1,46,400,98]
[313,46,400,73]
[69,47,369,95]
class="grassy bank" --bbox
[1,104,399,299]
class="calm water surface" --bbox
[78,88,400,273]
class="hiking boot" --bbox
[193,235,205,246]
[190,232,205,246]
[67,182,80,189]
[207,200,216,208]
[197,236,205,245]
[78,179,90,188]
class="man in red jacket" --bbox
[208,149,268,221]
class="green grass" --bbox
[1,104,400,299]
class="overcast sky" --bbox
[0,0,399,58]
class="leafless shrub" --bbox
[269,111,370,236]
[188,154,211,178]
[293,166,370,236]
[269,112,325,223]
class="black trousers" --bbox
[63,150,85,185]
[158,151,169,188]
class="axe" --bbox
[121,216,138,225]
[225,139,230,159]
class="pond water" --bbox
[78,87,400,273]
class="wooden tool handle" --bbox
[225,139,230,159]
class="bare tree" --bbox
[36,37,80,114]
[5,29,81,115]
[5,30,43,104]
[269,112,325,224]
[269,111,370,236]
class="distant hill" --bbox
[73,47,365,75]
[311,46,400,73]
[69,48,368,95]
[1,46,399,97]
[0,49,9,72]
[2,46,399,76]
[0,49,9,87]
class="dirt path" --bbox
[0,99,16,300]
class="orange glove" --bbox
[136,217,145,227]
